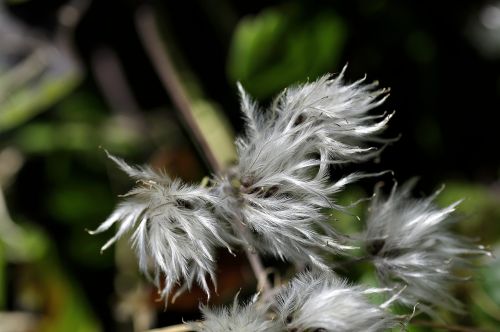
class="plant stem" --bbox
[55,0,92,70]
[230,220,272,293]
[135,5,221,174]
[148,324,192,332]
[90,47,146,128]
[135,4,271,295]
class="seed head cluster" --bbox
[90,69,486,331]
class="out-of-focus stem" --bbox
[148,323,192,332]
[135,5,271,294]
[55,0,92,70]
[90,47,148,133]
[135,6,221,174]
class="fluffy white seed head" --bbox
[218,70,392,267]
[188,294,280,332]
[90,154,232,302]
[275,271,397,332]
[364,180,487,313]
[238,66,394,164]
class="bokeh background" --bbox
[1,0,500,331]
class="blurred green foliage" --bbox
[0,218,100,331]
[0,62,81,132]
[227,4,345,99]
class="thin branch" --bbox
[135,5,221,174]
[55,0,92,70]
[147,323,192,332]
[134,4,271,295]
[245,246,272,293]
[91,48,141,113]
[90,47,148,133]
[230,220,272,293]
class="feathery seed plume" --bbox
[363,180,488,313]
[90,153,232,301]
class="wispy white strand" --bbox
[270,66,394,162]
[363,179,488,313]
[188,272,398,332]
[275,271,398,332]
[89,154,232,302]
[88,67,489,332]
[188,294,281,332]
[89,67,489,330]
[217,70,392,267]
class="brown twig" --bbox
[245,248,272,293]
[226,214,272,293]
[135,5,221,174]
[134,5,271,296]
[147,323,192,332]
[90,47,148,133]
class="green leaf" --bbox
[0,73,81,132]
[436,181,500,243]
[12,120,144,154]
[227,5,346,99]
